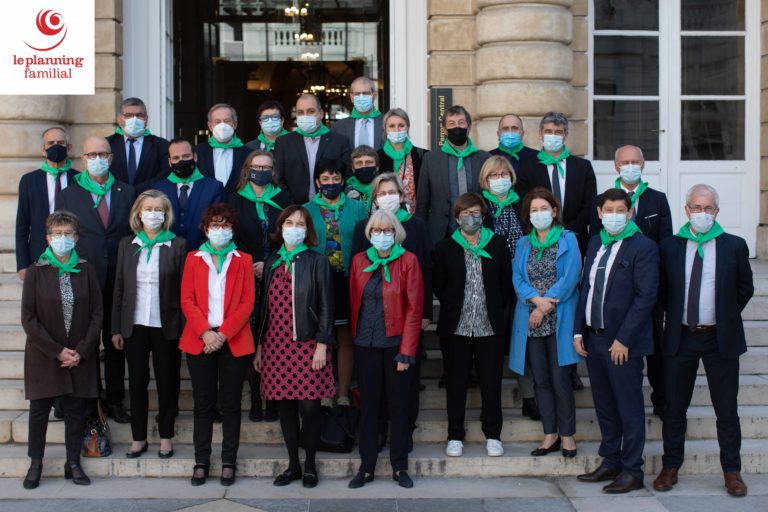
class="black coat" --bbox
[589,186,673,244]
[228,187,291,262]
[106,133,170,192]
[194,142,252,198]
[377,145,428,192]
[489,145,538,177]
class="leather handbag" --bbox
[82,402,112,457]
[301,404,359,453]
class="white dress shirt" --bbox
[46,172,68,214]
[547,159,567,208]
[196,249,240,328]
[585,239,624,328]
[213,147,233,187]
[303,136,321,198]
[620,182,640,217]
[354,118,375,148]
[132,237,171,328]
[177,181,194,197]
[683,236,717,326]
[124,135,144,169]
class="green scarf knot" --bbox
[295,124,330,138]
[41,159,72,177]
[346,177,372,209]
[600,219,641,248]
[271,243,308,272]
[39,247,81,275]
[115,126,151,138]
[199,240,237,272]
[363,244,405,282]
[537,147,571,178]
[312,192,346,220]
[166,167,205,185]
[614,178,648,209]
[238,183,283,221]
[498,142,524,160]
[441,139,480,171]
[482,189,520,218]
[451,227,494,260]
[528,225,564,261]
[257,129,289,152]
[383,138,413,173]
[74,171,114,208]
[350,107,381,119]
[134,230,176,263]
[208,135,244,149]
[676,221,724,259]
[396,208,412,223]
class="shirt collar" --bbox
[194,249,241,258]
[131,235,172,248]
[124,135,144,143]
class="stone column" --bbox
[759,0,768,258]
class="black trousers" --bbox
[277,398,322,471]
[440,334,504,441]
[101,280,125,406]
[646,305,666,409]
[357,345,413,473]
[662,327,741,472]
[124,325,181,440]
[28,395,88,463]
[378,333,423,437]
[526,334,576,436]
[186,344,251,465]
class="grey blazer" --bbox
[331,115,384,149]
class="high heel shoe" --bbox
[190,464,209,486]
[126,441,148,458]
[23,463,42,489]
[220,464,236,486]
[64,463,91,485]
[530,437,561,456]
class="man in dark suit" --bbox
[415,105,491,250]
[152,137,224,251]
[589,145,673,418]
[16,126,78,280]
[194,103,251,198]
[653,184,753,497]
[331,76,384,149]
[274,93,351,204]
[489,113,538,175]
[57,136,136,423]
[106,97,169,192]
[574,188,659,494]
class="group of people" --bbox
[16,76,754,497]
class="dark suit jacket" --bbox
[489,145,538,177]
[517,154,597,253]
[56,177,136,291]
[111,235,187,340]
[152,177,224,252]
[377,145,428,191]
[106,133,170,192]
[660,233,753,358]
[589,186,673,244]
[228,187,291,262]
[332,115,384,149]
[574,233,659,357]
[15,168,78,271]
[274,131,351,204]
[414,149,491,250]
[194,142,252,198]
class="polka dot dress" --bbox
[260,265,336,400]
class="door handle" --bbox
[650,129,666,133]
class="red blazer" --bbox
[349,250,424,358]
[179,249,255,357]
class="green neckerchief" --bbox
[528,225,564,261]
[382,138,413,173]
[537,146,571,178]
[363,243,406,282]
[396,208,412,223]
[497,141,525,161]
[441,139,480,171]
[295,124,330,138]
[615,178,648,208]
[134,230,176,263]
[257,129,289,152]
[199,240,237,273]
[166,167,205,185]
[312,192,346,220]
[271,243,308,272]
[350,107,381,119]
[482,189,520,218]
[600,219,641,248]
[74,171,114,208]
[237,183,284,221]
[451,227,494,260]
[208,134,244,149]
[676,221,725,259]
[40,159,72,177]
[115,126,151,137]
[39,246,81,275]
[346,176,372,208]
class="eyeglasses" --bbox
[122,113,147,120]
[687,205,717,214]
[376,190,400,198]
[488,172,509,180]
[259,114,282,123]
[459,212,482,220]
[351,91,374,97]
[208,222,232,229]
[371,228,395,236]
[250,166,273,172]
[49,230,75,237]
[83,152,111,160]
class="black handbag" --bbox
[82,402,112,457]
[314,404,359,453]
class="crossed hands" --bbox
[528,297,559,329]
[202,330,227,354]
[58,348,81,369]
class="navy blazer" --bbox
[489,145,538,177]
[106,133,170,192]
[194,142,252,198]
[660,233,753,359]
[152,177,224,252]
[574,233,659,357]
[589,186,673,245]
[331,115,384,149]
[15,168,79,271]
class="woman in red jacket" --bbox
[180,203,255,487]
[347,209,424,489]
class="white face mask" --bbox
[296,115,319,133]
[50,235,76,256]
[619,164,642,185]
[282,226,306,247]
[141,211,165,231]
[689,212,715,233]
[542,134,564,153]
[602,212,628,234]
[212,122,235,143]
[123,117,146,138]
[376,194,401,213]
[529,210,554,231]
[488,177,512,197]
[207,227,233,247]
[87,157,110,177]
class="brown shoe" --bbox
[724,472,747,497]
[653,467,678,492]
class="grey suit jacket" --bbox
[332,115,384,149]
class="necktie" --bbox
[127,139,137,184]
[54,174,63,209]
[179,184,190,212]
[96,194,109,228]
[551,164,562,206]
[590,242,614,330]
[687,251,703,329]
[358,119,370,147]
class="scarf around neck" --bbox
[441,139,479,171]
[676,221,724,259]
[451,226,494,260]
[74,171,114,208]
[134,230,176,263]
[537,146,571,178]
[528,225,564,261]
[199,240,237,272]
[295,124,330,138]
[41,159,72,177]
[482,189,520,218]
[166,167,204,185]
[271,243,308,272]
[257,129,289,151]
[39,247,81,275]
[238,183,283,221]
[350,107,381,119]
[498,141,524,160]
[363,244,405,282]
[313,192,346,220]
[383,138,413,173]
[599,219,641,248]
[208,135,244,149]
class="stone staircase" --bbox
[0,263,767,480]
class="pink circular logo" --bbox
[24,9,67,51]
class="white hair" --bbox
[614,145,645,162]
[41,125,69,144]
[365,209,406,245]
[686,184,719,209]
[351,76,377,93]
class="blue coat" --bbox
[509,230,582,375]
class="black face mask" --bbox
[249,169,273,186]
[320,183,344,200]
[446,127,469,146]
[354,166,377,185]
[171,158,196,179]
[45,144,68,163]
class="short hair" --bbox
[453,192,487,218]
[119,97,147,115]
[270,205,319,247]
[350,76,377,93]
[382,108,411,131]
[686,184,719,209]
[313,158,344,181]
[371,172,405,200]
[442,105,472,127]
[200,203,239,233]
[129,189,174,234]
[237,149,276,191]
[41,125,69,144]
[351,145,379,167]
[539,111,569,134]
[257,100,286,119]
[167,136,195,155]
[478,155,517,190]
[498,113,523,130]
[297,93,322,111]
[207,103,238,122]
[520,187,563,232]
[365,210,406,244]
[46,210,79,234]
[614,144,645,162]
[599,188,632,210]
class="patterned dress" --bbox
[260,265,336,400]
[527,243,558,337]
[489,203,524,260]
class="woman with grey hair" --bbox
[347,210,424,489]
[378,108,428,212]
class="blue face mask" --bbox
[619,164,642,185]
[123,117,146,138]
[371,232,395,253]
[602,212,628,235]
[353,94,374,113]
[499,132,522,149]
[296,115,318,133]
[260,117,282,136]
[207,227,233,248]
[282,226,306,247]
[529,210,554,231]
[87,157,110,177]
[50,236,76,256]
[542,134,565,153]
[387,130,408,144]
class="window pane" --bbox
[595,0,658,30]
[594,37,659,96]
[682,0,744,30]
[681,100,744,160]
[682,36,744,95]
[593,101,660,160]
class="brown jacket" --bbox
[21,260,103,400]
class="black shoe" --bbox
[191,464,209,486]
[263,408,279,422]
[570,371,584,391]
[393,470,413,488]
[577,465,622,483]
[302,471,318,488]
[23,464,42,490]
[106,404,131,424]
[349,472,374,489]
[64,463,91,485]
[220,464,236,486]
[126,442,148,458]
[530,437,561,456]
[602,472,644,494]
[158,449,174,459]
[273,468,302,486]
[249,407,263,422]
[562,448,577,458]
[521,398,541,421]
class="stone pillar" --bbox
[759,0,768,258]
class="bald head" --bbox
[296,94,322,112]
